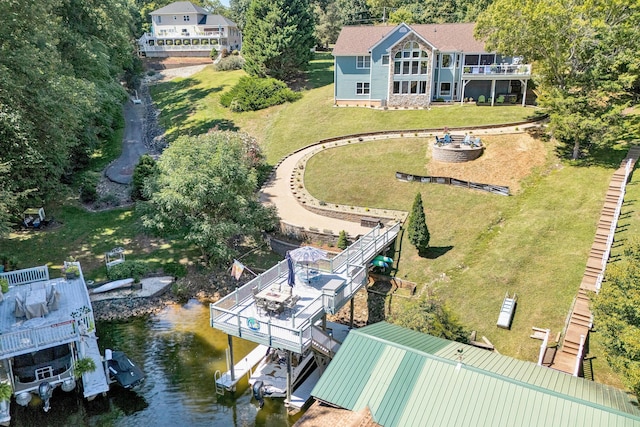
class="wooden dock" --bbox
[216,344,269,391]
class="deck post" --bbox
[228,334,235,382]
[349,298,354,329]
[285,350,292,404]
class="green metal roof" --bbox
[311,322,640,427]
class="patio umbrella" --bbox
[286,252,296,288]
[289,246,327,281]
[288,246,328,264]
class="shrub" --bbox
[0,278,8,294]
[221,48,229,58]
[163,262,187,278]
[131,155,158,201]
[436,97,445,102]
[220,76,302,112]
[210,47,218,60]
[79,173,99,204]
[214,55,245,71]
[107,260,149,283]
[74,357,96,379]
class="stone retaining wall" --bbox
[432,144,484,163]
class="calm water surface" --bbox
[11,300,299,426]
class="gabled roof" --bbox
[311,322,640,427]
[333,23,486,56]
[150,1,208,16]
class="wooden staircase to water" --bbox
[549,146,640,375]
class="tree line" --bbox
[0,0,140,233]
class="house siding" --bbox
[333,23,533,108]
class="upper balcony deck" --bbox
[0,264,95,359]
[210,223,401,354]
[462,63,532,80]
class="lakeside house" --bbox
[137,1,242,58]
[299,322,640,427]
[332,23,532,108]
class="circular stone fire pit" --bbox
[432,142,484,163]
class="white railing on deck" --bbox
[0,265,49,287]
[0,318,82,358]
[595,158,633,293]
[462,64,531,76]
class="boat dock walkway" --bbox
[287,368,321,412]
[216,344,269,391]
[81,335,110,399]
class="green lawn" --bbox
[2,53,634,389]
[150,54,538,163]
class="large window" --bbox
[393,81,427,95]
[356,82,370,95]
[356,56,371,69]
[393,42,428,75]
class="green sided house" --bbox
[305,322,640,427]
[332,23,532,108]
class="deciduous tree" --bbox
[390,287,468,342]
[592,238,640,396]
[139,131,278,265]
[475,0,640,159]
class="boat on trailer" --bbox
[0,263,144,424]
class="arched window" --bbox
[394,41,429,75]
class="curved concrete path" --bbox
[260,122,543,238]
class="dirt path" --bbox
[105,101,147,185]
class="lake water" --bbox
[11,300,300,426]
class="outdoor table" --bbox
[25,288,48,319]
[256,287,290,315]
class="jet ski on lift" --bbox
[105,349,145,389]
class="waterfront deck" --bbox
[210,223,400,354]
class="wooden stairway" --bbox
[550,146,640,375]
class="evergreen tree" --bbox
[407,192,430,255]
[337,230,349,250]
[242,0,315,80]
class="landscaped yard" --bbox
[1,53,634,390]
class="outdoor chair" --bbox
[252,286,259,296]
[14,293,25,318]
[478,95,486,104]
[285,295,300,312]
[496,95,505,104]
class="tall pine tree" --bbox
[242,0,315,80]
[407,192,430,255]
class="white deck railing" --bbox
[462,64,531,77]
[0,317,88,358]
[0,266,49,287]
[211,223,401,352]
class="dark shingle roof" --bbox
[333,23,487,55]
[151,1,207,16]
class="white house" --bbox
[137,1,242,58]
